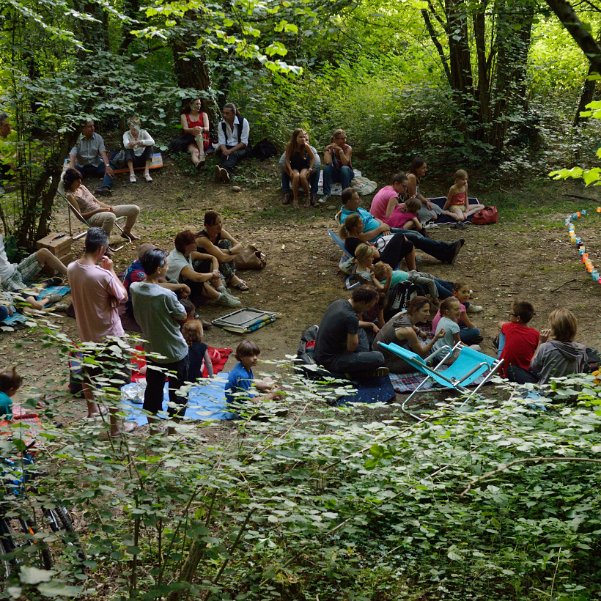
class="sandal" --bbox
[233,280,250,291]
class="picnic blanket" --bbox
[37,285,70,302]
[429,196,481,224]
[390,371,488,393]
[334,375,396,405]
[317,169,377,197]
[121,375,233,424]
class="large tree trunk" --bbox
[488,0,534,150]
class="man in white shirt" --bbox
[215,103,250,183]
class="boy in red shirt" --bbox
[497,301,539,382]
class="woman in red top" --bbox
[172,98,210,168]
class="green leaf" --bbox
[19,566,55,584]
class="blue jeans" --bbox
[434,278,454,299]
[77,162,113,190]
[323,165,354,195]
[391,228,457,263]
[460,326,481,345]
[219,147,248,173]
[281,168,320,196]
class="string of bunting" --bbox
[565,207,601,284]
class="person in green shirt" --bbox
[0,366,23,420]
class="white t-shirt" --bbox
[0,235,16,281]
[433,316,460,353]
[166,249,192,282]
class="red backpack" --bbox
[471,206,499,225]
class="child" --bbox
[284,128,315,208]
[387,196,424,232]
[0,366,23,420]
[431,297,461,357]
[528,308,588,384]
[225,340,278,408]
[180,299,213,380]
[432,282,483,344]
[496,301,540,381]
[373,261,454,302]
[443,169,484,224]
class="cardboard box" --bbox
[36,232,73,261]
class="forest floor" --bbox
[1,154,601,412]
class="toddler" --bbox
[432,298,480,361]
[387,196,424,231]
[0,366,23,420]
[496,301,539,381]
[433,282,482,344]
[443,169,484,224]
[180,299,213,380]
[225,340,278,409]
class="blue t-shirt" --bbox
[225,362,255,404]
[340,206,382,241]
[0,391,13,420]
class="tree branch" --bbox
[461,455,601,496]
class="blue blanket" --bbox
[120,376,233,424]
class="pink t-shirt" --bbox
[431,302,466,333]
[67,260,127,342]
[388,209,417,229]
[369,186,398,222]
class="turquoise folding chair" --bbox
[327,229,356,284]
[378,341,503,419]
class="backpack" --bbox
[251,138,277,160]
[471,206,499,225]
[384,281,430,322]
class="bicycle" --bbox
[0,439,85,580]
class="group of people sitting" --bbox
[310,159,594,389]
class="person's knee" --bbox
[35,248,53,265]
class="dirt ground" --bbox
[2,156,601,402]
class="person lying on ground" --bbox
[63,168,140,241]
[338,187,464,265]
[195,211,249,291]
[0,233,67,310]
[374,296,446,374]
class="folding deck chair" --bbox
[378,341,503,419]
[56,180,128,252]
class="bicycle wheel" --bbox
[43,507,86,566]
[0,518,17,580]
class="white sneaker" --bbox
[467,304,483,313]
[129,174,137,183]
[144,172,152,182]
[318,194,330,204]
[217,292,242,307]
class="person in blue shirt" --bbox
[0,366,23,420]
[339,188,464,265]
[225,340,278,410]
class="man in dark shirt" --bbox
[314,285,386,376]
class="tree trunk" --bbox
[545,0,601,74]
[489,0,535,150]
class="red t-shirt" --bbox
[499,321,539,377]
